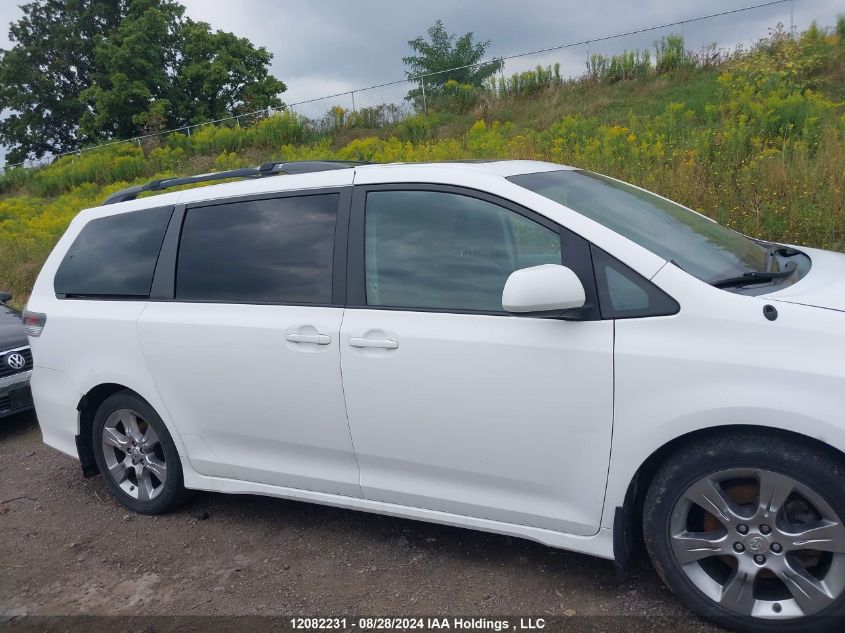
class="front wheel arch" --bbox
[614,425,845,575]
[640,429,845,629]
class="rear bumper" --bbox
[0,370,33,418]
[30,366,82,459]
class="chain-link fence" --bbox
[2,0,798,172]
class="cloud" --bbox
[175,0,843,104]
[0,0,842,129]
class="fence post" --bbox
[789,0,795,38]
[421,78,428,115]
[351,90,356,113]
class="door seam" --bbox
[338,307,364,496]
[598,319,617,529]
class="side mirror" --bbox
[502,264,586,317]
[0,291,11,304]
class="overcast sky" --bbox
[0,0,842,163]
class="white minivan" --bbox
[25,160,845,632]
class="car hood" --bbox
[0,304,28,351]
[763,246,845,313]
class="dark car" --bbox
[0,292,34,417]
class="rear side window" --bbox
[176,194,339,304]
[54,206,173,298]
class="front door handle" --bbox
[348,337,399,350]
[286,333,331,345]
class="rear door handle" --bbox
[348,337,399,350]
[286,333,331,345]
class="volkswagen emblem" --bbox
[6,352,26,370]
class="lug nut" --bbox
[734,542,745,553]
[737,524,749,535]
[760,524,772,535]
[754,554,766,565]
[771,543,783,553]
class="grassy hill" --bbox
[1,22,844,308]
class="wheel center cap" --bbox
[746,535,767,552]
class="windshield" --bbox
[508,170,768,284]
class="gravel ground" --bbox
[0,410,720,631]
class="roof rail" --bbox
[101,160,367,205]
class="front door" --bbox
[339,187,614,535]
[138,190,361,497]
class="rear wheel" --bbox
[643,433,845,632]
[92,391,184,514]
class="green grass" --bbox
[1,24,844,308]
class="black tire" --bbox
[643,432,845,633]
[92,390,185,514]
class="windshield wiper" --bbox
[711,262,797,289]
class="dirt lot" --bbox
[0,410,719,631]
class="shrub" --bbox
[494,64,563,96]
[0,165,31,193]
[655,34,693,75]
[348,104,406,129]
[587,51,651,83]
[396,113,440,143]
[427,80,480,114]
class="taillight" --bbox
[22,310,47,337]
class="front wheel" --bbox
[643,433,845,633]
[91,390,185,514]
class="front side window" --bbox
[55,206,173,298]
[365,190,561,312]
[176,194,338,304]
[509,170,771,285]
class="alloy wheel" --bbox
[101,408,167,502]
[669,468,845,619]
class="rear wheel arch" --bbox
[614,425,845,574]
[76,384,179,477]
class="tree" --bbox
[0,0,286,164]
[80,0,183,140]
[0,0,126,164]
[171,20,286,125]
[403,19,502,105]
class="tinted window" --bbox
[591,246,679,319]
[55,206,173,297]
[176,194,338,304]
[365,190,561,312]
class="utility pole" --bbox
[421,78,428,115]
[790,0,795,38]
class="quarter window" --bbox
[365,190,561,312]
[591,246,679,318]
[54,206,173,298]
[176,194,339,304]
